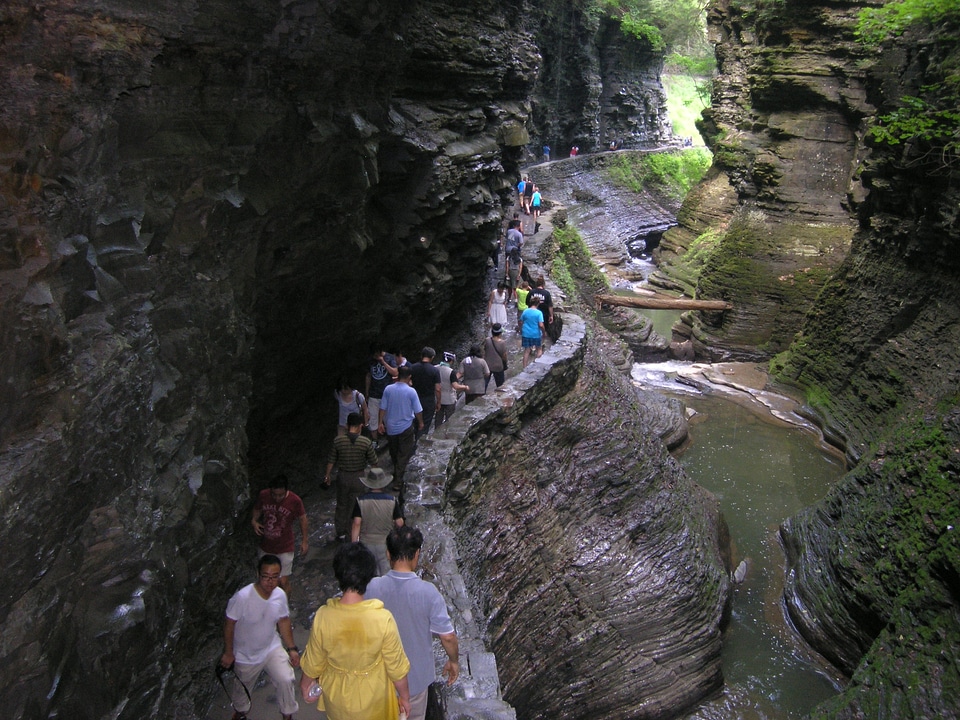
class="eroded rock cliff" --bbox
[446,338,729,720]
[1,0,539,716]
[651,0,867,359]
[0,1,687,718]
[775,16,960,718]
[638,0,960,715]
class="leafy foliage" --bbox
[606,149,712,200]
[854,2,960,173]
[856,0,960,45]
[664,51,715,77]
[662,73,711,139]
[870,90,960,171]
[595,0,711,54]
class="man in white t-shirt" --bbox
[220,555,300,720]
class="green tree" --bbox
[595,0,711,55]
[856,0,960,45]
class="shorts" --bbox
[258,549,294,577]
[522,336,541,348]
[367,397,382,432]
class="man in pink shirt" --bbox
[252,475,308,595]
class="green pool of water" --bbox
[677,395,846,719]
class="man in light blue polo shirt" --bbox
[377,366,423,502]
[367,526,459,720]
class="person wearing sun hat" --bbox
[350,468,404,575]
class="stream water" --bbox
[678,395,845,719]
[631,311,847,718]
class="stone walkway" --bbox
[208,186,572,720]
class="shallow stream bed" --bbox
[632,358,847,719]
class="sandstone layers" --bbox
[652,0,866,358]
[446,340,729,720]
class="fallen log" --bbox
[595,293,733,311]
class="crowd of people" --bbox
[221,526,458,720]
[218,171,560,720]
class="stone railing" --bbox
[402,311,587,720]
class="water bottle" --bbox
[306,680,322,703]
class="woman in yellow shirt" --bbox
[300,543,411,719]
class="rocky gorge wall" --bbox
[0,1,684,718]
[650,0,869,359]
[774,16,960,719]
[444,343,729,720]
[529,2,674,154]
[645,0,960,716]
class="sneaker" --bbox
[231,712,247,720]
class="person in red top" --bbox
[252,475,309,596]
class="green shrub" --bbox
[869,89,960,172]
[606,149,712,200]
[856,0,960,45]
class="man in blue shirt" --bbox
[367,526,459,720]
[520,295,545,368]
[378,366,424,502]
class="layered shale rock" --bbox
[446,345,729,720]
[530,5,673,153]
[775,17,960,717]
[650,0,867,359]
[0,0,540,716]
[0,1,683,718]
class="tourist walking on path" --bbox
[531,186,542,220]
[522,177,534,213]
[410,347,442,438]
[527,275,554,345]
[324,412,378,542]
[299,542,411,720]
[334,378,368,436]
[435,353,469,430]
[483,323,509,389]
[367,526,460,720]
[515,281,531,335]
[458,345,490,404]
[220,554,300,720]
[504,219,524,294]
[350,467,404,575]
[487,281,510,327]
[365,344,398,444]
[251,475,308,596]
[378,366,424,500]
[521,295,545,368]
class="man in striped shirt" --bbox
[324,412,378,542]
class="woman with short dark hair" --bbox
[300,542,411,719]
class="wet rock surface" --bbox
[445,342,728,720]
[645,2,960,717]
[649,0,868,359]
